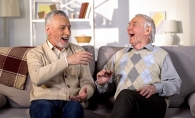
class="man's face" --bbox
[46,14,71,50]
[127,16,149,46]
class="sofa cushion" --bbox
[161,46,195,107]
[0,94,6,108]
[0,108,30,117]
[82,45,95,76]
[0,47,33,90]
[0,76,32,108]
[96,46,123,73]
[188,92,195,117]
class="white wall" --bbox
[190,0,195,46]
[0,0,194,56]
[0,0,30,47]
[128,0,190,46]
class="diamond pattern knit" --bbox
[104,46,168,99]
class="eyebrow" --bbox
[128,21,137,25]
[60,25,71,27]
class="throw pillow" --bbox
[0,47,33,90]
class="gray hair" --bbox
[135,14,156,43]
[45,10,68,26]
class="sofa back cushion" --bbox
[96,46,195,108]
[96,46,123,73]
[0,45,95,108]
[0,76,32,107]
[82,45,95,76]
[161,46,195,107]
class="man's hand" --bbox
[67,51,93,65]
[137,85,156,98]
[70,87,87,103]
[96,70,113,86]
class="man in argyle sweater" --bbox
[96,14,182,118]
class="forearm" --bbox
[153,79,181,96]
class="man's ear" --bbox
[145,26,152,35]
[45,25,51,35]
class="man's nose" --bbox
[64,28,70,36]
[127,25,132,31]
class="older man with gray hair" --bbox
[27,10,95,118]
[96,14,182,118]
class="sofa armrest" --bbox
[0,94,6,108]
[188,92,195,117]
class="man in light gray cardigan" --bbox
[27,10,95,118]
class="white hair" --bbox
[135,14,156,43]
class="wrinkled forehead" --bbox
[50,14,70,26]
[129,16,145,25]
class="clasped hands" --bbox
[67,51,93,65]
[96,70,157,98]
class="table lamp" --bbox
[162,20,178,46]
[0,0,20,46]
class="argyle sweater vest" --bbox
[104,46,168,99]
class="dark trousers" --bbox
[30,100,84,118]
[109,89,166,118]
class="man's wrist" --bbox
[95,80,99,86]
[95,80,105,86]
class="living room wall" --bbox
[130,0,195,46]
[190,0,195,46]
[0,0,194,49]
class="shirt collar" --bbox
[145,43,153,51]
[47,40,54,50]
[127,43,154,52]
[47,40,68,51]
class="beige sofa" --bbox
[0,45,195,118]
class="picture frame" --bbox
[150,11,166,33]
[35,2,61,19]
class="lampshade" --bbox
[0,0,20,17]
[162,20,178,33]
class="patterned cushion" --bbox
[0,47,33,90]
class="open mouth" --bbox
[61,37,69,40]
[130,34,135,37]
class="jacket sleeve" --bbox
[79,64,95,100]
